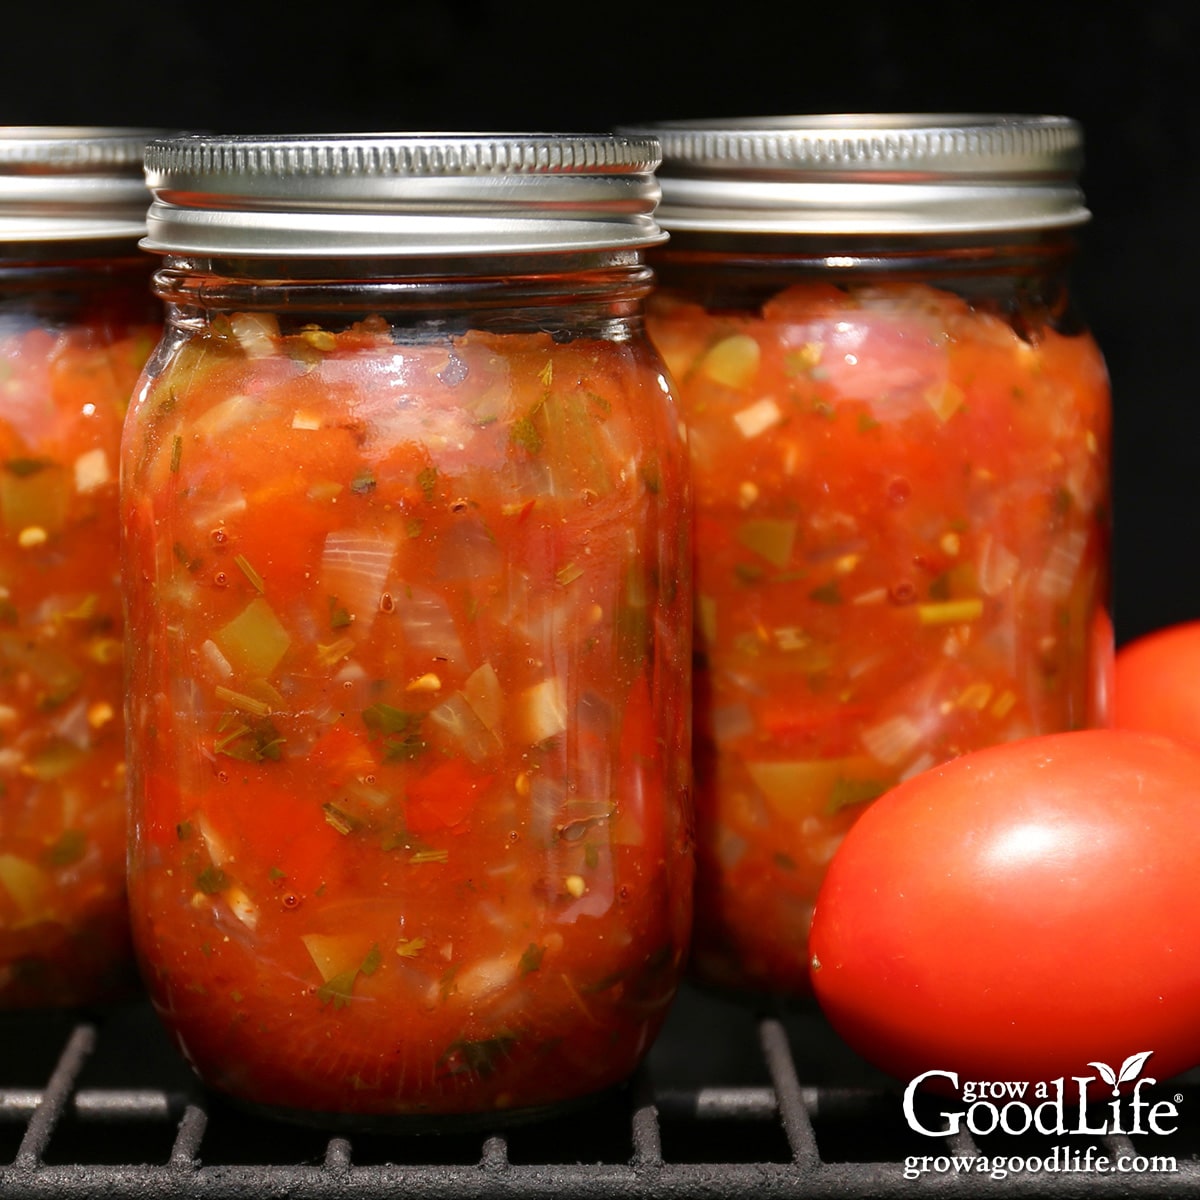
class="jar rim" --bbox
[141,133,667,257]
[616,114,1090,235]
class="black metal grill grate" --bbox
[0,986,1195,1198]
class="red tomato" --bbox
[1114,620,1200,746]
[809,729,1200,1090]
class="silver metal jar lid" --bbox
[0,127,162,242]
[141,133,667,257]
[616,114,1088,235]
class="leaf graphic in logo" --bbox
[1118,1051,1154,1085]
[1088,1051,1153,1096]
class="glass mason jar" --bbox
[621,115,1112,997]
[0,128,162,1007]
[122,134,693,1127]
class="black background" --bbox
[9,0,1195,648]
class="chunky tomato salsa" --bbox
[122,311,693,1120]
[649,281,1111,996]
[0,310,155,1005]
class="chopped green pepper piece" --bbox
[196,866,228,895]
[519,943,545,976]
[43,830,87,868]
[809,581,843,605]
[828,777,888,814]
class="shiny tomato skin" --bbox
[809,729,1200,1089]
[1114,620,1200,746]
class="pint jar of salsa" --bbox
[0,129,161,1007]
[122,134,693,1126]
[621,115,1112,996]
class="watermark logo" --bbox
[901,1053,1182,1182]
[902,1051,1181,1138]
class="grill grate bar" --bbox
[324,1136,352,1173]
[759,1018,820,1168]
[0,1006,1197,1197]
[1,1158,1197,1199]
[657,1084,778,1121]
[12,1023,95,1169]
[630,1065,663,1169]
[168,1102,208,1169]
[0,1087,183,1123]
[480,1133,509,1170]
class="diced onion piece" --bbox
[214,596,291,678]
[192,394,255,439]
[1037,528,1089,600]
[977,534,1020,596]
[291,411,322,430]
[200,639,234,680]
[732,396,783,439]
[736,519,797,568]
[302,933,371,983]
[320,531,396,636]
[73,448,110,493]
[917,598,983,626]
[516,678,568,745]
[899,752,938,782]
[454,953,520,1002]
[229,312,280,359]
[772,626,809,652]
[429,692,499,763]
[463,662,502,732]
[398,587,464,665]
[189,484,246,532]
[197,815,232,868]
[50,699,91,749]
[701,334,760,388]
[926,382,965,422]
[861,714,924,766]
[225,885,259,930]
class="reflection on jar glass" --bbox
[0,128,163,1007]
[121,133,693,1127]
[622,114,1112,998]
